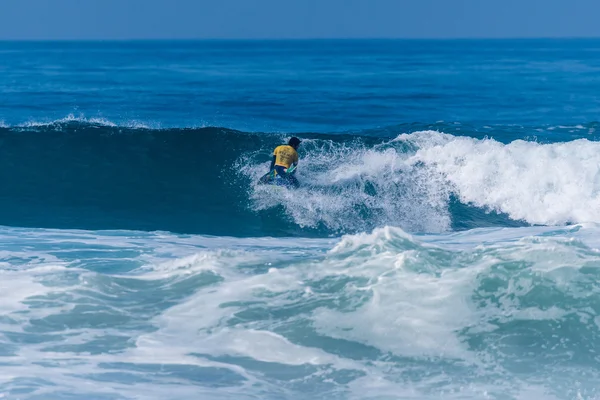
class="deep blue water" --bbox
[1,40,600,399]
[3,39,600,132]
[1,40,600,237]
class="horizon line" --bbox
[1,36,600,42]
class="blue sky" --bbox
[1,0,599,40]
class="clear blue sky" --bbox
[1,0,599,40]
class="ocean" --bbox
[1,39,600,399]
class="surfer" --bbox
[259,137,301,188]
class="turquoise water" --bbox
[1,40,600,399]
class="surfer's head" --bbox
[288,137,301,150]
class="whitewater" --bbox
[2,39,600,399]
[2,223,600,399]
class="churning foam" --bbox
[402,131,600,226]
[242,131,600,232]
[241,137,453,233]
[2,225,600,399]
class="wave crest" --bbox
[1,119,599,235]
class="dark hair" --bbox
[288,137,301,148]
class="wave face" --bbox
[1,119,600,236]
[1,224,600,399]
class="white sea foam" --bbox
[402,131,600,226]
[1,225,600,399]
[241,137,452,233]
[241,131,600,233]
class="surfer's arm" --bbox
[269,155,276,171]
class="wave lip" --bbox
[4,113,161,131]
[403,131,600,226]
[18,113,117,128]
